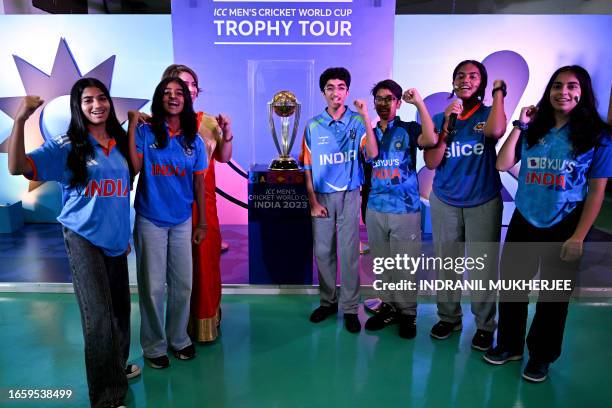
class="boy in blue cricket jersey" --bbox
[300,67,378,333]
[8,78,139,407]
[128,77,208,369]
[424,60,507,351]
[485,65,612,383]
[362,80,437,339]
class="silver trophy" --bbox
[268,90,301,170]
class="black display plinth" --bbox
[248,164,313,284]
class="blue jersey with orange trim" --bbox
[299,107,366,193]
[432,104,501,207]
[134,123,207,227]
[515,127,612,227]
[365,117,422,214]
[26,134,131,257]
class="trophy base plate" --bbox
[269,158,300,171]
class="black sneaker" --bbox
[365,308,398,331]
[125,364,141,379]
[398,314,417,339]
[309,304,338,323]
[344,313,361,333]
[430,320,462,339]
[471,329,494,351]
[483,346,523,365]
[522,359,550,382]
[173,344,196,360]
[145,355,170,369]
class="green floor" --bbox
[1,294,611,408]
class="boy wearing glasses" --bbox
[364,80,437,338]
[300,67,378,333]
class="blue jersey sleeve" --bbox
[590,134,612,178]
[357,117,367,140]
[193,136,208,174]
[26,135,70,182]
[300,125,312,170]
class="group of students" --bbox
[6,60,611,406]
[8,64,231,408]
[302,63,611,384]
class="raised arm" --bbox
[8,96,43,175]
[423,100,462,169]
[353,99,378,159]
[402,88,437,148]
[127,110,143,174]
[213,114,233,163]
[483,79,507,139]
[496,106,536,171]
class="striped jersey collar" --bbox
[322,105,351,125]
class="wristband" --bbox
[512,120,528,131]
[492,82,507,98]
[224,136,233,142]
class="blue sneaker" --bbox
[483,346,523,365]
[522,359,550,382]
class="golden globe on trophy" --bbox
[268,90,301,170]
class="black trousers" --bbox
[496,206,582,363]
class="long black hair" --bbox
[449,60,488,102]
[149,77,197,149]
[526,65,611,155]
[66,77,134,188]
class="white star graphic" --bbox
[0,38,148,191]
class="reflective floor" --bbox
[1,293,611,407]
[2,224,611,288]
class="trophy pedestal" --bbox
[269,157,299,171]
[248,164,313,285]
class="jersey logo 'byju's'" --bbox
[372,158,400,168]
[527,157,575,173]
[524,157,576,189]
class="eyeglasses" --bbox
[374,96,397,105]
[454,72,481,81]
[324,85,347,93]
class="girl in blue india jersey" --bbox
[8,78,138,408]
[484,65,612,383]
[424,60,507,350]
[128,77,207,369]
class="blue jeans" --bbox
[134,215,193,358]
[63,227,130,408]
